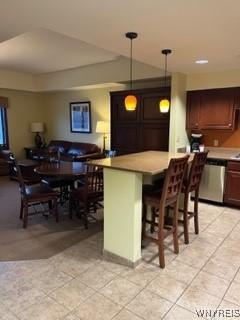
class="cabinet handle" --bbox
[229,123,232,127]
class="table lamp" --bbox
[30,122,45,148]
[96,121,110,152]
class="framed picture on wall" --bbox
[70,101,91,133]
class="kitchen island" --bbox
[90,151,192,267]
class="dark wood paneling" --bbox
[111,124,139,153]
[110,87,170,154]
[140,124,169,151]
[111,94,139,122]
[141,93,170,122]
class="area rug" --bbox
[0,176,103,261]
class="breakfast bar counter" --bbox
[90,151,191,267]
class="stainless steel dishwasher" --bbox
[198,159,227,203]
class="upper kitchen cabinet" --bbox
[186,87,238,130]
[186,91,201,130]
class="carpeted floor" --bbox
[0,176,103,261]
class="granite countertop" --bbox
[89,151,193,175]
[206,147,240,161]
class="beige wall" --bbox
[42,80,169,150]
[36,57,162,92]
[0,69,36,91]
[42,86,124,150]
[186,69,240,90]
[0,89,44,157]
[4,68,240,159]
[169,73,188,152]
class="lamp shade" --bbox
[125,95,137,111]
[96,121,110,133]
[30,122,44,133]
[159,99,170,113]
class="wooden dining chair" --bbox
[180,151,208,244]
[142,155,189,268]
[69,164,103,229]
[38,159,75,205]
[10,154,59,228]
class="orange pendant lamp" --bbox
[125,32,138,111]
[160,49,172,113]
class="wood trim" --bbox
[110,86,171,97]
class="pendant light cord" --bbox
[130,38,133,92]
[164,53,167,88]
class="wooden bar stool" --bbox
[180,151,208,244]
[142,155,189,268]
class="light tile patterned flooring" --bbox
[0,202,240,320]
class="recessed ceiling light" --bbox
[195,59,208,64]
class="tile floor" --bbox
[0,202,240,320]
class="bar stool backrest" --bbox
[160,155,189,207]
[187,151,208,193]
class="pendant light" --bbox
[160,49,172,113]
[125,32,138,111]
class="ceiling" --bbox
[0,29,119,73]
[1,0,240,75]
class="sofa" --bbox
[30,140,101,162]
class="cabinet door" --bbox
[141,92,170,123]
[186,91,200,130]
[224,170,240,206]
[199,88,236,130]
[139,124,169,151]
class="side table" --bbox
[24,147,39,160]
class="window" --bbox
[0,107,9,148]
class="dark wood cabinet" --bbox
[224,161,240,206]
[110,87,170,154]
[186,87,238,131]
[186,91,200,130]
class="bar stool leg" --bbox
[158,208,165,268]
[183,192,190,244]
[173,202,179,254]
[150,207,156,233]
[173,203,179,254]
[194,188,199,234]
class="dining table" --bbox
[89,150,193,267]
[35,160,87,177]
